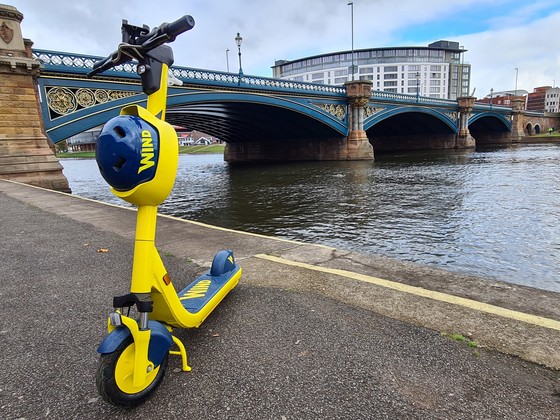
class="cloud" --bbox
[458,10,560,95]
[7,0,560,98]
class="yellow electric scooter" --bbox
[88,15,241,407]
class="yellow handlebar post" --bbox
[146,63,170,121]
[130,205,158,294]
[130,62,174,294]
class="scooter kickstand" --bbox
[170,335,192,372]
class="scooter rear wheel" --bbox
[96,336,169,407]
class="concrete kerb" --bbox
[1,178,559,369]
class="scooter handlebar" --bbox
[87,14,195,77]
[157,15,195,42]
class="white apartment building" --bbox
[272,40,471,100]
[545,87,560,113]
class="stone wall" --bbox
[0,4,70,192]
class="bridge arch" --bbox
[363,106,458,152]
[467,111,512,145]
[468,112,512,131]
[364,106,458,133]
[525,122,541,135]
[165,90,348,143]
[40,84,348,144]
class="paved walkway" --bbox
[1,179,559,419]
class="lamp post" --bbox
[348,1,354,81]
[235,32,243,84]
[514,67,518,97]
[490,87,493,109]
[459,45,464,97]
[226,48,230,72]
[416,72,420,102]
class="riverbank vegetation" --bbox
[57,144,225,159]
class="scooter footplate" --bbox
[178,266,240,313]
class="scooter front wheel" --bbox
[96,336,169,407]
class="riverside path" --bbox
[1,179,559,419]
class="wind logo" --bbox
[138,129,155,174]
[182,280,211,300]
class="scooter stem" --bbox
[129,60,171,294]
[131,205,158,294]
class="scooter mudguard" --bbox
[210,250,237,276]
[97,320,173,367]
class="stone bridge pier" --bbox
[345,80,375,160]
[456,96,476,148]
[224,80,375,162]
[0,4,70,192]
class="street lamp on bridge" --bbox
[348,1,355,81]
[490,87,494,109]
[416,72,420,102]
[235,32,243,84]
[514,67,519,97]
[226,48,230,72]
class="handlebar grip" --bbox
[87,55,114,77]
[159,15,195,39]
[92,56,111,71]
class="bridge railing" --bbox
[170,67,346,95]
[32,49,139,78]
[32,49,519,110]
[472,103,514,113]
[32,49,347,97]
[370,90,457,106]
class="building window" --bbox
[359,67,373,74]
[312,72,324,80]
[384,73,398,80]
[384,81,398,87]
[384,66,398,72]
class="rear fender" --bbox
[97,320,172,366]
[210,250,237,276]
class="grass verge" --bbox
[57,144,225,159]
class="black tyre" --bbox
[96,336,168,407]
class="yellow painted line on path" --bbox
[255,254,560,331]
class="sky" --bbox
[5,0,560,98]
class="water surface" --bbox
[61,144,560,292]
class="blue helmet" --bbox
[96,115,159,192]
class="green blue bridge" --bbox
[34,49,516,161]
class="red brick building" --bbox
[526,86,551,112]
[475,89,527,108]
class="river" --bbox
[60,144,560,293]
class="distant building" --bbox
[545,87,560,113]
[272,40,471,100]
[475,89,528,107]
[526,86,551,113]
[66,127,101,152]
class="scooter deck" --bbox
[177,266,240,313]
